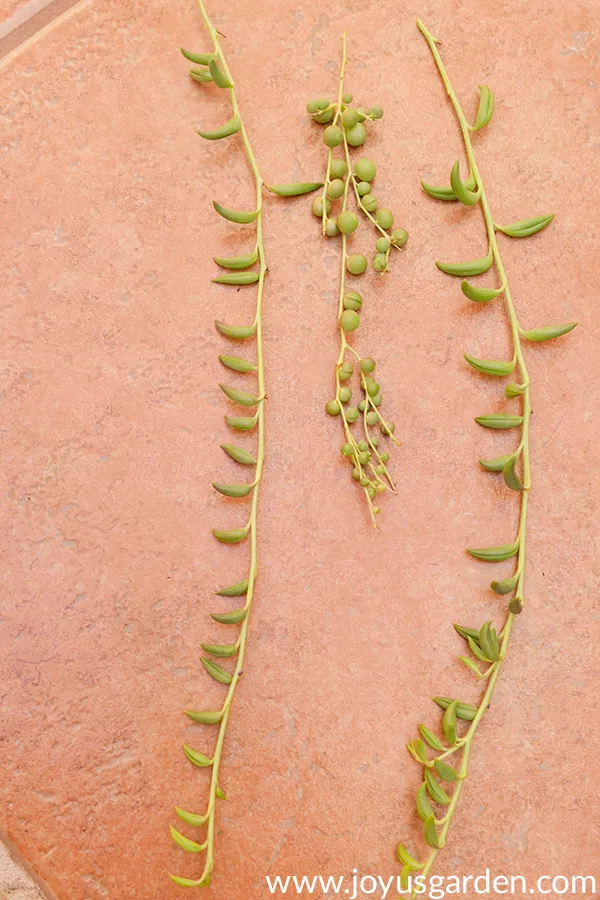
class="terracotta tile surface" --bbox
[1,1,599,898]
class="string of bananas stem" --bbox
[309,35,409,525]
[396,20,577,894]
[170,2,322,888]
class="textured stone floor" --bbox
[1,1,599,898]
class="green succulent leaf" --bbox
[397,843,424,869]
[201,657,233,684]
[479,621,501,661]
[181,48,214,65]
[436,248,493,277]
[170,826,207,853]
[190,68,213,84]
[490,573,519,596]
[460,280,504,302]
[212,527,249,544]
[468,635,492,663]
[175,806,209,827]
[467,540,519,562]
[424,814,443,848]
[219,384,261,407]
[183,744,214,767]
[416,782,434,821]
[216,578,249,596]
[459,656,485,678]
[198,115,241,141]
[225,415,258,431]
[421,173,476,201]
[170,875,205,887]
[208,58,233,89]
[475,414,523,430]
[433,697,478,721]
[479,453,515,472]
[434,758,461,782]
[521,323,577,342]
[214,320,256,339]
[212,272,260,286]
[218,355,257,374]
[213,250,259,270]
[212,482,255,498]
[502,455,525,492]
[210,607,248,625]
[268,182,324,196]
[471,84,495,131]
[425,769,451,805]
[419,724,445,752]
[453,624,481,643]
[505,382,525,398]
[450,161,481,206]
[496,214,554,238]
[184,709,224,724]
[464,354,516,376]
[442,700,458,745]
[212,201,258,223]
[201,642,239,659]
[220,445,257,466]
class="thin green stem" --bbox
[173,2,268,887]
[409,19,533,887]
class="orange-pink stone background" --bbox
[1,1,599,898]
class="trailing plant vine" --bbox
[170,2,321,888]
[396,19,577,892]
[310,35,409,524]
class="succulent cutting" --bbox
[310,35,409,524]
[170,2,321,888]
[396,19,577,892]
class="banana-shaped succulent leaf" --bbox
[212,526,249,543]
[471,84,495,131]
[268,182,324,196]
[218,355,257,374]
[436,248,493,277]
[198,116,241,141]
[215,320,256,339]
[201,642,239,659]
[433,696,478,721]
[490,573,519,595]
[170,826,207,853]
[421,173,477,201]
[210,607,248,624]
[502,455,524,492]
[215,577,249,596]
[468,635,492,663]
[425,769,451,805]
[183,744,214,767]
[397,843,424,869]
[212,200,258,223]
[208,58,233,89]
[460,656,485,677]
[496,214,554,238]
[453,624,481,642]
[212,272,260,286]
[220,444,257,466]
[419,724,445,752]
[201,657,233,684]
[521,323,577,342]
[467,539,519,562]
[181,48,214,65]
[225,415,258,431]
[464,354,516,376]
[434,758,461,782]
[213,250,259,270]
[442,700,458,744]
[190,68,213,84]
[461,279,504,302]
[479,453,515,472]
[219,384,261,407]
[474,414,523,429]
[184,709,224,724]
[175,806,210,827]
[450,161,481,206]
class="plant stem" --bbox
[412,18,532,884]
[181,1,267,885]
